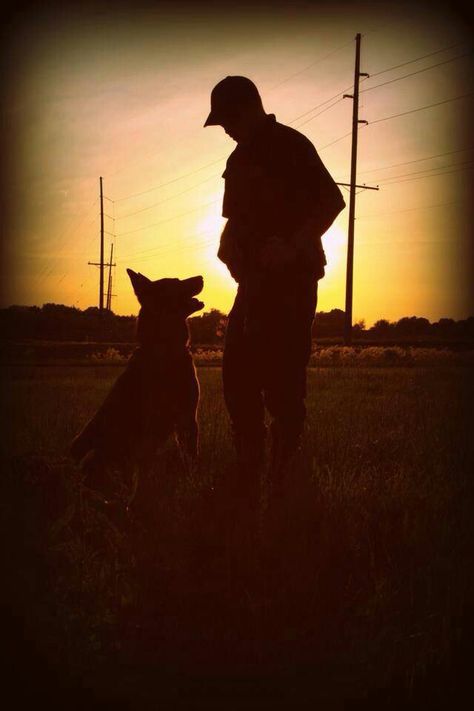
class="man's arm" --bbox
[291,180,345,272]
[292,140,346,243]
[261,138,345,273]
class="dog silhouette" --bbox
[70,269,204,499]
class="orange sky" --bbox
[2,0,473,325]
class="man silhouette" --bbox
[204,76,345,496]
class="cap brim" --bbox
[203,111,221,127]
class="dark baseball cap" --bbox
[204,76,263,127]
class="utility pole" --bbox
[106,242,114,311]
[99,176,104,311]
[342,33,378,345]
[88,177,115,311]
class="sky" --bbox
[2,0,473,326]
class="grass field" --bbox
[1,364,473,709]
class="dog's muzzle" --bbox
[182,275,204,312]
[183,275,204,296]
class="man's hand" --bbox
[291,218,327,279]
[260,236,297,271]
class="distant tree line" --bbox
[313,310,474,341]
[365,315,474,342]
[0,304,226,345]
[0,303,473,344]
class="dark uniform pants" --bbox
[222,272,318,468]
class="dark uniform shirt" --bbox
[218,113,345,280]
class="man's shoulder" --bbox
[224,115,317,172]
[273,119,313,144]
[271,118,317,156]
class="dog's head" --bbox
[127,269,204,318]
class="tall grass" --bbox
[1,365,472,707]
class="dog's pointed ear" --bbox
[127,268,151,303]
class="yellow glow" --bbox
[196,204,228,278]
[196,207,226,238]
[322,223,346,277]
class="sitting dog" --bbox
[70,269,204,499]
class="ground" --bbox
[1,364,473,709]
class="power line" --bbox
[116,172,221,220]
[290,94,345,125]
[379,164,474,186]
[118,226,215,260]
[117,198,221,237]
[355,147,474,176]
[113,158,227,203]
[269,38,354,89]
[287,74,372,126]
[119,235,217,266]
[293,97,345,129]
[35,202,98,284]
[359,238,460,247]
[357,199,465,220]
[319,129,355,151]
[292,49,470,133]
[289,50,466,126]
[375,158,474,184]
[36,215,97,284]
[71,271,96,307]
[369,92,474,126]
[360,52,472,94]
[368,42,466,79]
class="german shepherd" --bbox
[70,269,204,499]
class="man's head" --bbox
[204,75,266,143]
